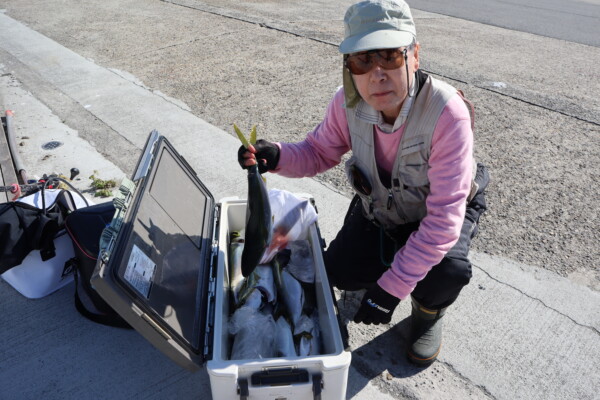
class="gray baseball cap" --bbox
[339,0,416,54]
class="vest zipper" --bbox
[387,189,393,210]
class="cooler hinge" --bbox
[204,204,221,359]
[309,197,327,250]
[132,130,160,181]
[99,178,136,263]
[204,274,216,359]
[211,204,221,266]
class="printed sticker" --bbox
[124,244,156,298]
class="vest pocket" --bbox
[398,133,429,206]
[345,158,374,213]
[346,159,373,197]
[400,135,428,156]
[399,163,429,204]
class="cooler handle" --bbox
[237,378,249,400]
[237,371,323,400]
[312,373,323,400]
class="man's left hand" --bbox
[353,285,400,325]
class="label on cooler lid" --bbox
[125,244,156,298]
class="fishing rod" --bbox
[1,168,82,201]
[0,182,47,193]
[1,178,63,201]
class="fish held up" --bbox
[234,124,273,277]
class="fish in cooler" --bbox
[294,312,321,356]
[228,234,324,358]
[228,232,245,305]
[236,264,277,307]
[274,316,297,358]
[229,305,276,359]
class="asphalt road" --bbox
[407,0,600,47]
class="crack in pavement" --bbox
[474,264,600,336]
[108,28,252,63]
[162,0,600,127]
[437,359,498,400]
[162,0,339,46]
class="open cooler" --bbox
[91,131,351,400]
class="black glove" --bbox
[353,285,400,325]
[237,139,280,174]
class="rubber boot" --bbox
[407,297,447,366]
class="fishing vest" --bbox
[344,74,474,229]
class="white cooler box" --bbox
[1,231,74,299]
[91,132,351,400]
[1,189,91,299]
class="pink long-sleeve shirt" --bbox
[274,87,473,300]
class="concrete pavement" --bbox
[0,6,599,400]
[2,0,599,284]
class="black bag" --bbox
[0,189,76,274]
[64,201,131,329]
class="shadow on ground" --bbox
[336,292,430,399]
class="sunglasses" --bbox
[344,48,408,75]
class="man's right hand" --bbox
[237,139,280,173]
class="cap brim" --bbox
[339,30,414,54]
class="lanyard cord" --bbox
[405,52,412,98]
[40,185,46,215]
[379,227,398,267]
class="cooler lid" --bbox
[92,131,216,369]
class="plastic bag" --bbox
[274,317,297,358]
[280,268,305,327]
[229,306,276,359]
[286,240,315,283]
[259,190,318,264]
[293,312,321,356]
[310,310,322,356]
[294,314,315,356]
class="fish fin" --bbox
[250,125,257,145]
[234,124,251,149]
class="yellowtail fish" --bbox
[234,124,273,277]
[272,251,304,328]
[229,232,245,304]
[241,163,272,276]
